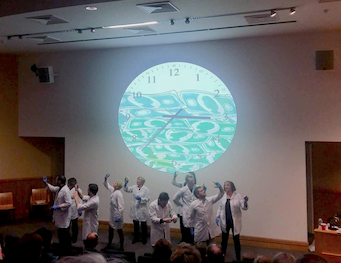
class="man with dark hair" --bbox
[149,192,177,247]
[189,182,224,244]
[173,174,197,244]
[295,254,328,263]
[68,177,83,244]
[43,175,72,248]
[206,243,224,263]
[74,183,99,247]
[171,242,201,263]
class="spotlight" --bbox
[90,28,96,33]
[7,36,11,40]
[270,10,277,17]
[18,35,23,39]
[290,7,296,15]
[170,19,175,26]
[185,18,190,24]
[30,64,39,76]
[78,29,82,34]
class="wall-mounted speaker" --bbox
[315,50,334,71]
[37,66,54,83]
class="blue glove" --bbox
[124,177,129,186]
[78,211,82,217]
[115,217,120,222]
[135,196,141,201]
[244,196,249,203]
[216,218,220,226]
[201,183,207,192]
[213,182,221,188]
[51,205,58,211]
[43,176,47,184]
[105,174,110,180]
[173,171,178,179]
[190,229,194,236]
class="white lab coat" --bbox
[149,199,177,246]
[46,183,72,228]
[124,185,150,221]
[173,185,196,227]
[69,187,83,220]
[189,191,224,242]
[104,180,124,229]
[171,180,184,216]
[216,192,248,236]
[77,195,99,240]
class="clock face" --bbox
[118,62,237,173]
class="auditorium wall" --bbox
[17,31,341,243]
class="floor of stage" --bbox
[0,218,307,262]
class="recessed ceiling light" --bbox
[85,6,97,11]
[103,21,158,29]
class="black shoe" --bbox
[132,239,139,244]
[101,244,112,251]
[142,239,147,245]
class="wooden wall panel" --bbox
[0,177,52,220]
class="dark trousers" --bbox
[58,227,71,249]
[70,218,79,243]
[178,215,185,242]
[133,220,148,243]
[108,226,124,249]
[221,228,241,261]
[183,227,194,244]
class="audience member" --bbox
[241,252,255,262]
[171,242,201,263]
[194,242,207,263]
[152,238,172,259]
[17,233,44,261]
[206,243,224,263]
[56,252,107,263]
[35,227,53,252]
[272,252,295,263]
[83,232,99,251]
[3,234,19,262]
[295,254,328,263]
[254,255,272,263]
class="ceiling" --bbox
[0,0,340,54]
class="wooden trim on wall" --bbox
[78,220,309,252]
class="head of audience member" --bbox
[195,242,207,263]
[56,253,107,263]
[56,175,67,187]
[34,227,52,252]
[83,232,98,250]
[295,254,328,263]
[242,252,255,262]
[254,255,272,263]
[137,177,145,187]
[272,252,295,263]
[185,174,196,190]
[158,192,170,208]
[18,233,43,261]
[194,186,206,200]
[113,180,123,190]
[171,242,201,263]
[152,238,172,259]
[68,178,77,190]
[224,181,236,194]
[206,243,224,263]
[88,184,98,196]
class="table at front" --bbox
[315,228,341,263]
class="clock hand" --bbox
[162,115,211,120]
[141,108,184,151]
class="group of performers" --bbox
[44,172,248,260]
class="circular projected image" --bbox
[118,62,237,173]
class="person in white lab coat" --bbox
[149,192,177,247]
[67,177,83,244]
[103,174,125,250]
[124,176,150,244]
[216,181,248,261]
[74,183,99,245]
[171,172,197,243]
[43,175,72,248]
[172,173,196,244]
[189,182,224,244]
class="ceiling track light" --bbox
[290,7,296,15]
[78,29,82,34]
[90,28,95,33]
[185,18,190,24]
[18,35,23,39]
[170,19,175,26]
[270,10,277,17]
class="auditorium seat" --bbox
[0,192,15,222]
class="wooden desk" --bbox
[315,228,341,263]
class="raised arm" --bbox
[172,172,183,188]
